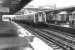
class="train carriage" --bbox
[54,11,68,24]
[12,11,46,24]
[45,12,55,24]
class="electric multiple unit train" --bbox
[2,10,75,26]
[11,11,46,24]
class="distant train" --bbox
[45,11,75,25]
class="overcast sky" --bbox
[26,0,75,8]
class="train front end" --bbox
[34,11,46,24]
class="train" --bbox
[2,10,75,27]
[46,11,75,26]
[11,11,46,24]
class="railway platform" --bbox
[0,21,53,50]
[0,21,34,50]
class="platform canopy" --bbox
[57,11,68,14]
[0,0,32,14]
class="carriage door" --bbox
[34,13,38,23]
[38,12,43,22]
[42,12,46,23]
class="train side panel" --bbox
[13,14,34,23]
[13,12,47,24]
[23,14,34,23]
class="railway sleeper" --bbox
[18,23,65,50]
[41,29,75,42]
[40,33,69,50]
[39,29,75,49]
[37,32,64,50]
[33,29,74,50]
[46,33,75,50]
[16,23,74,50]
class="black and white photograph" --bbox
[0,0,75,50]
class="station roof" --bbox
[55,5,75,12]
[45,5,75,14]
[24,8,53,12]
[57,11,67,14]
[0,0,32,14]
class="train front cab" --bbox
[34,12,46,25]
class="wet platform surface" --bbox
[0,21,18,36]
[31,37,53,50]
[0,21,29,50]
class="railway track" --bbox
[17,23,65,50]
[16,22,75,50]
[26,23,75,42]
[45,23,75,37]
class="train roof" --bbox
[57,11,68,14]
